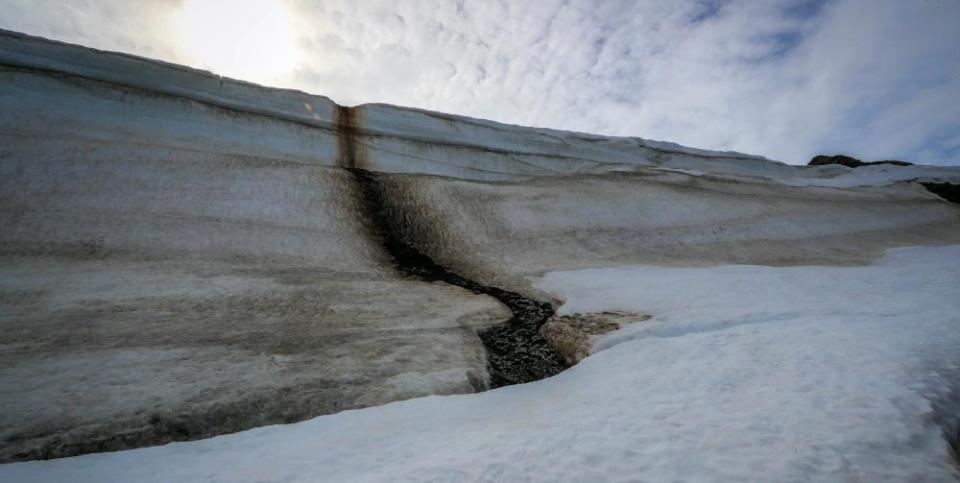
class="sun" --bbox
[175,0,299,85]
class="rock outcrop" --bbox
[808,154,913,168]
[2,29,960,461]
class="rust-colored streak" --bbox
[335,105,363,169]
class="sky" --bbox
[1,0,959,165]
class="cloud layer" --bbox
[2,0,959,165]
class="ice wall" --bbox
[1,29,959,461]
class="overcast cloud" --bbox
[2,0,959,165]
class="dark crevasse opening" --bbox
[344,166,569,388]
[335,105,568,388]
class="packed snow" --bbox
[3,245,958,482]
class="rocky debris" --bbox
[808,154,913,168]
[540,312,652,365]
[920,182,960,205]
[477,298,568,388]
[337,101,572,389]
[346,167,570,388]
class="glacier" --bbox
[1,28,959,479]
[3,246,960,481]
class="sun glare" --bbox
[175,0,299,85]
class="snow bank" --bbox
[5,245,958,482]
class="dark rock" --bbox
[808,154,913,168]
[921,182,960,205]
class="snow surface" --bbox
[4,245,959,482]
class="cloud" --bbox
[1,0,958,165]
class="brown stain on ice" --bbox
[335,105,365,169]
